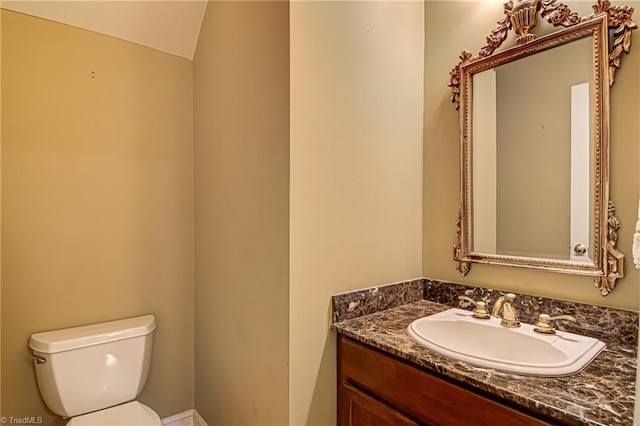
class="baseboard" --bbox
[162,409,208,426]
[193,410,207,426]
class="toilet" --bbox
[29,315,161,425]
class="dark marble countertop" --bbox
[332,299,637,426]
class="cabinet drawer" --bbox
[338,336,552,426]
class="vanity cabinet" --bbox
[337,335,555,426]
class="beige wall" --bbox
[0,7,3,420]
[424,1,639,310]
[1,10,194,422]
[193,2,290,425]
[290,2,424,424]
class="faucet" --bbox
[491,293,520,328]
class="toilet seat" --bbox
[67,401,161,426]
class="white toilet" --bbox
[29,315,161,425]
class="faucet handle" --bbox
[457,295,490,319]
[533,313,577,334]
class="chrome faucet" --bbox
[491,293,520,328]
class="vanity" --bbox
[338,335,551,426]
[331,279,638,426]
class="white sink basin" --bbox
[407,308,605,377]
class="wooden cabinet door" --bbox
[338,335,553,426]
[341,382,421,426]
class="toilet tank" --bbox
[29,315,156,418]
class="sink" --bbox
[407,308,605,377]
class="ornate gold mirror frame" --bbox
[449,0,636,296]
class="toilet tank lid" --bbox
[29,315,156,354]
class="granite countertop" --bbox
[332,299,637,426]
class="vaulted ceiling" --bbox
[1,0,208,59]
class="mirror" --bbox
[472,36,594,262]
[448,0,637,296]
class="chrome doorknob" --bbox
[574,244,587,254]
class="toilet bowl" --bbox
[29,315,161,425]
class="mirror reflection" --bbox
[471,36,595,264]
